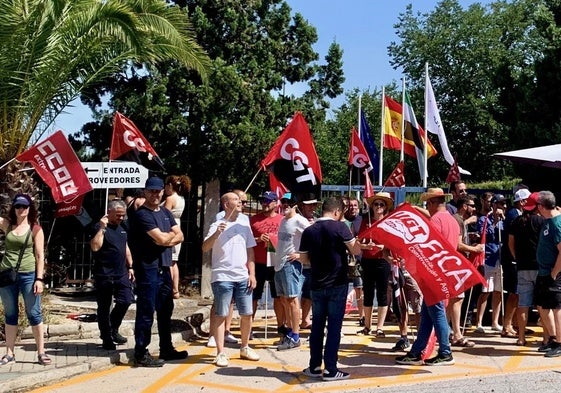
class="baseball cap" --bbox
[145,176,164,190]
[260,191,278,203]
[12,194,30,207]
[523,192,540,211]
[491,194,507,204]
[513,189,531,203]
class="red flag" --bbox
[446,158,461,183]
[16,131,92,203]
[268,173,289,198]
[55,194,85,217]
[359,203,486,305]
[110,112,165,172]
[363,169,374,199]
[468,217,487,268]
[384,161,405,187]
[348,128,373,171]
[261,112,322,198]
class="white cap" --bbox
[513,188,531,203]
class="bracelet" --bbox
[35,277,44,282]
[127,267,134,270]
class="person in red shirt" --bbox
[250,191,284,339]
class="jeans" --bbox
[134,264,174,358]
[410,300,451,357]
[0,272,42,326]
[95,274,133,341]
[309,284,347,372]
[211,280,253,316]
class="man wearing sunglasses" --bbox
[446,180,468,215]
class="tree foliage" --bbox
[0,0,209,164]
[74,0,344,195]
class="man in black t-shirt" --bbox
[299,197,362,381]
[128,177,185,367]
[90,199,134,350]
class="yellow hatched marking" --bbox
[30,365,127,392]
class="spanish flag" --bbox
[383,94,437,159]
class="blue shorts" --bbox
[0,272,42,326]
[517,270,538,307]
[274,262,304,298]
[211,280,253,316]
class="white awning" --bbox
[494,144,561,169]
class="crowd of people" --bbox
[2,177,560,377]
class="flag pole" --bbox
[423,62,429,188]
[379,87,385,186]
[400,78,406,163]
[357,95,362,200]
[0,157,16,171]
[244,167,262,194]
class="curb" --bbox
[3,306,212,392]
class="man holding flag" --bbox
[395,188,459,366]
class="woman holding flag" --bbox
[356,191,394,338]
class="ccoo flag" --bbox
[16,131,93,203]
[261,112,322,198]
[110,112,165,172]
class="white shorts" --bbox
[481,264,502,293]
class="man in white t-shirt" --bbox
[202,192,258,368]
[274,193,310,350]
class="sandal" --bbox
[356,327,370,335]
[375,329,385,338]
[38,353,52,366]
[515,339,527,346]
[501,329,517,338]
[451,337,475,347]
[0,354,15,366]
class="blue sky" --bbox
[54,0,490,133]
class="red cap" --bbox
[523,192,539,211]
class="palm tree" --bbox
[0,0,209,169]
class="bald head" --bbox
[221,192,241,219]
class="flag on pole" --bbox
[359,203,486,305]
[384,161,405,187]
[348,128,372,171]
[425,71,471,175]
[383,95,437,160]
[363,169,375,199]
[16,131,93,203]
[359,110,380,178]
[445,158,461,183]
[261,112,322,198]
[110,112,165,172]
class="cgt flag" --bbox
[261,112,322,197]
[359,203,486,305]
[111,112,165,172]
[16,131,92,204]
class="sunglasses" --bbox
[13,204,28,209]
[241,200,248,205]
[372,202,386,207]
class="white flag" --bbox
[425,73,471,175]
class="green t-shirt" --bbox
[1,230,35,273]
[537,214,561,276]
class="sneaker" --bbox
[474,326,485,334]
[538,338,556,352]
[102,340,116,350]
[160,349,188,360]
[391,338,411,352]
[240,346,260,361]
[395,352,423,365]
[425,354,455,366]
[490,325,503,332]
[135,352,165,368]
[302,366,322,378]
[322,369,350,381]
[224,332,239,344]
[111,330,128,345]
[213,352,229,367]
[545,343,561,358]
[207,336,217,348]
[277,336,301,351]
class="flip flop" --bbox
[451,337,475,347]
[501,330,517,338]
[0,354,15,366]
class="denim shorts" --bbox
[274,262,304,298]
[211,280,253,316]
[0,272,42,326]
[517,270,538,307]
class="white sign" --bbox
[81,162,149,189]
